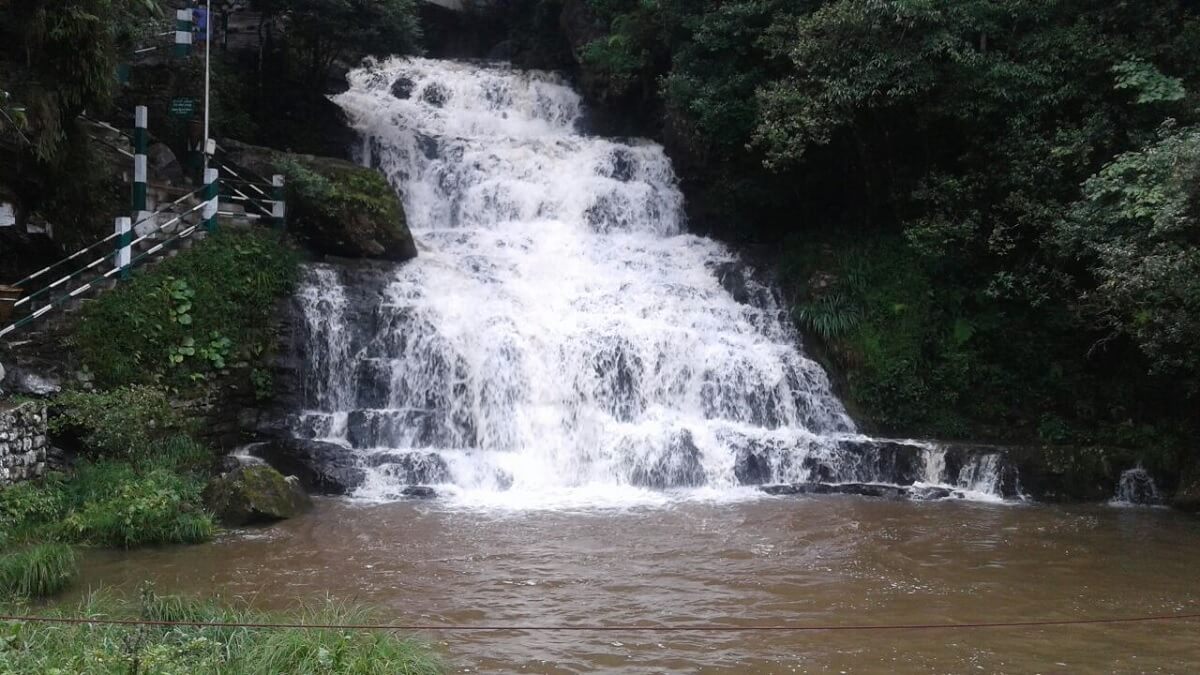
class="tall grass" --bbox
[0,543,77,598]
[0,590,444,674]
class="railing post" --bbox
[115,217,132,280]
[132,106,149,226]
[174,9,193,58]
[272,174,286,231]
[203,167,219,233]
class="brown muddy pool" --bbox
[74,496,1200,673]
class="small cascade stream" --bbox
[280,57,1012,507]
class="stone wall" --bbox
[0,401,48,486]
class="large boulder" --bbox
[204,464,312,526]
[222,141,416,262]
[250,438,365,495]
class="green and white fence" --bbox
[0,108,287,340]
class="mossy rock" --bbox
[223,140,416,261]
[203,464,312,526]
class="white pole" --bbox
[203,0,212,173]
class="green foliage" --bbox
[50,386,190,458]
[794,294,861,341]
[0,543,77,599]
[1059,124,1200,392]
[278,158,402,222]
[1113,59,1187,104]
[59,466,215,548]
[0,0,159,161]
[0,436,216,552]
[72,230,298,389]
[0,590,444,674]
[251,0,423,83]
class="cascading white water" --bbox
[1110,467,1162,506]
[287,57,1007,507]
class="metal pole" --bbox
[203,168,219,233]
[174,9,193,58]
[203,0,212,174]
[132,106,149,226]
[272,174,286,231]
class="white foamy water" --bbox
[285,57,1008,508]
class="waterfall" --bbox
[1110,467,1162,506]
[279,57,1007,507]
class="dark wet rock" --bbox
[734,446,773,486]
[715,261,751,305]
[402,486,437,499]
[608,148,636,182]
[251,438,365,495]
[217,454,243,475]
[834,439,926,486]
[487,40,515,61]
[910,486,962,501]
[367,451,451,484]
[391,76,415,100]
[204,464,312,526]
[421,83,450,107]
[761,482,911,500]
[629,430,707,488]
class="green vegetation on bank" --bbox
[549,0,1200,465]
[0,589,442,674]
[0,437,216,551]
[1,230,300,600]
[72,230,298,389]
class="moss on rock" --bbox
[224,140,416,261]
[204,464,312,526]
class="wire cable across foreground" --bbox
[1,612,1198,633]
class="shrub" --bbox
[0,479,68,548]
[0,543,77,598]
[50,385,190,458]
[72,230,298,388]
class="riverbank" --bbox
[1,588,441,673]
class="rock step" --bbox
[761,482,965,501]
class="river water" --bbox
[77,498,1200,672]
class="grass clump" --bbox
[0,543,77,599]
[0,589,444,674]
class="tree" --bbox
[0,0,160,161]
[1059,124,1200,390]
[252,0,422,83]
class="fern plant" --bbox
[794,293,862,341]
